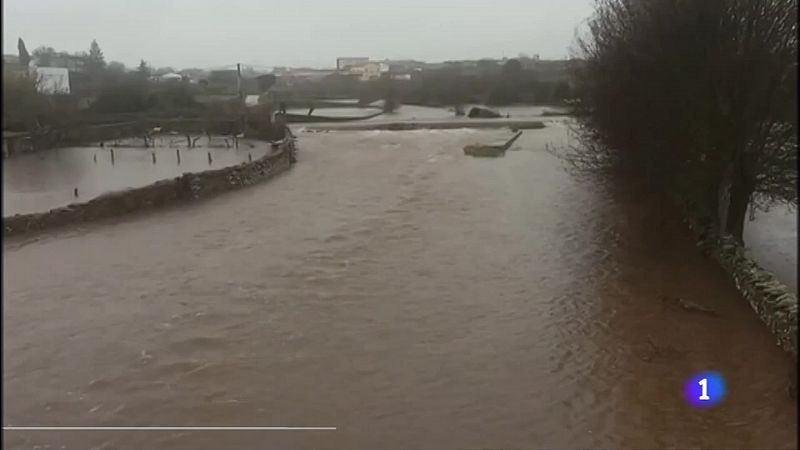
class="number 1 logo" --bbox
[685,371,725,408]
[698,377,710,400]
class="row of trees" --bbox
[396,60,573,107]
[2,69,202,131]
[342,61,572,114]
[4,39,204,131]
[267,60,573,109]
[2,72,51,131]
[28,39,108,75]
[569,0,797,243]
[28,38,173,80]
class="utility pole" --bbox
[237,63,247,135]
[237,63,243,104]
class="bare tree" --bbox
[2,71,48,131]
[17,38,30,67]
[32,46,56,67]
[569,0,797,242]
[107,61,127,74]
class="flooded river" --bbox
[2,123,797,449]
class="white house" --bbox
[245,94,261,106]
[360,62,389,81]
[32,67,70,94]
[336,57,369,72]
[159,72,184,82]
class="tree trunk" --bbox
[724,166,753,244]
[717,163,732,231]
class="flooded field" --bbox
[2,136,272,216]
[3,123,796,449]
[744,205,798,292]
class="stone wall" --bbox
[304,119,546,132]
[681,206,798,357]
[3,141,296,238]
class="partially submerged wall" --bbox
[284,110,384,123]
[682,208,798,357]
[3,141,296,238]
[304,119,546,132]
[463,131,524,157]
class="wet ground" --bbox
[2,123,796,449]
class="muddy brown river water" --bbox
[2,124,797,449]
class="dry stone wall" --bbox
[4,141,295,238]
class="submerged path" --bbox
[3,125,796,449]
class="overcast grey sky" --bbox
[3,0,593,70]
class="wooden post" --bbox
[93,154,97,163]
[110,148,115,165]
[152,151,156,164]
[74,187,78,198]
[176,148,181,165]
[248,153,252,162]
[208,151,213,165]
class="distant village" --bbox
[3,37,574,157]
[3,38,571,105]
